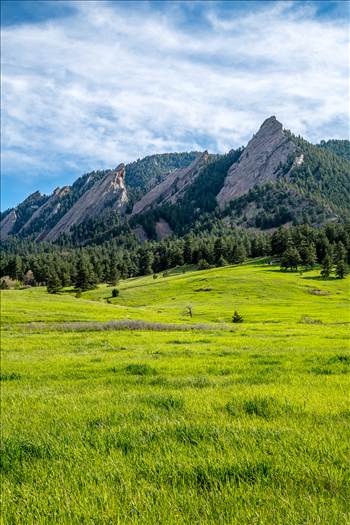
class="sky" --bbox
[1,0,349,210]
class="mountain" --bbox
[130,118,349,236]
[1,116,349,244]
[0,153,198,242]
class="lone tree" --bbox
[232,310,243,323]
[111,288,119,298]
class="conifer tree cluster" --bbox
[0,223,349,293]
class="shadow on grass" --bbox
[301,275,337,282]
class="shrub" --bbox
[232,310,243,323]
[111,288,119,298]
[198,259,211,270]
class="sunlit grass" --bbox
[1,263,349,523]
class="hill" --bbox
[1,262,349,523]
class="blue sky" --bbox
[1,0,349,210]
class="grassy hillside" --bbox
[1,263,349,524]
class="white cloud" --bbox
[1,0,349,196]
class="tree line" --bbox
[0,223,349,293]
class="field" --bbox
[1,262,349,524]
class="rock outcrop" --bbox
[131,151,209,216]
[217,116,297,208]
[19,186,70,236]
[43,164,128,242]
[0,209,17,239]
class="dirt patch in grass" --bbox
[300,316,323,325]
[308,289,330,296]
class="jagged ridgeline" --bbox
[1,117,349,245]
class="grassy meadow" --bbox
[1,262,349,524]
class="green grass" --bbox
[1,262,349,524]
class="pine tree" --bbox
[335,259,348,279]
[280,245,301,271]
[139,248,154,275]
[214,238,224,264]
[300,242,317,269]
[232,243,246,264]
[8,255,23,281]
[74,255,98,291]
[334,242,348,279]
[183,237,193,264]
[334,242,347,265]
[320,254,333,279]
[47,270,62,294]
[106,260,119,286]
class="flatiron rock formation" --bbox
[217,116,297,208]
[43,164,128,241]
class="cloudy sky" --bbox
[1,0,349,209]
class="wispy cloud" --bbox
[1,0,349,207]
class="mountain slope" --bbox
[1,116,349,243]
[131,151,209,216]
[317,139,350,161]
[125,151,200,192]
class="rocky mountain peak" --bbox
[259,115,281,132]
[109,164,126,192]
[216,116,297,208]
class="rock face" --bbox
[131,151,209,216]
[19,186,70,236]
[217,116,297,208]
[43,164,128,242]
[0,209,17,239]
